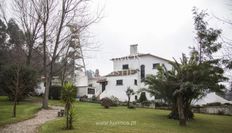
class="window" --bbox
[135,95,138,100]
[116,80,123,85]
[134,79,137,85]
[153,63,160,69]
[88,88,95,94]
[88,84,93,87]
[140,65,145,81]
[122,64,129,69]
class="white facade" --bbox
[98,45,172,101]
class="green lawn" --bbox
[39,102,232,133]
[0,96,41,126]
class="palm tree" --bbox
[61,82,77,129]
[144,53,226,126]
[126,87,135,108]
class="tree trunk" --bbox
[26,41,33,66]
[13,68,20,117]
[42,18,49,109]
[13,96,17,117]
[177,95,186,126]
[42,75,50,109]
[168,103,179,119]
[65,103,70,129]
[127,97,130,108]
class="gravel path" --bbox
[0,106,64,133]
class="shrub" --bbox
[128,104,136,109]
[141,101,151,106]
[110,96,119,106]
[79,95,88,102]
[101,97,113,108]
[224,103,232,106]
[139,92,147,103]
[155,102,168,107]
[92,95,97,101]
[217,110,225,115]
[49,85,62,100]
[206,102,221,106]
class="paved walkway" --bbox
[0,106,63,133]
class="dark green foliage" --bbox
[0,65,37,101]
[206,102,221,106]
[141,101,151,106]
[101,97,113,109]
[91,95,97,101]
[49,86,62,100]
[7,19,25,46]
[139,92,147,103]
[0,19,7,46]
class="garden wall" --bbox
[192,105,232,115]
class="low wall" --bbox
[192,105,232,115]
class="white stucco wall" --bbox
[99,55,171,101]
[100,74,156,101]
[113,55,172,75]
[100,74,141,101]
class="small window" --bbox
[122,64,129,69]
[134,79,137,85]
[116,80,123,86]
[88,84,93,87]
[153,63,160,69]
[141,65,145,81]
[88,88,95,94]
[135,95,138,100]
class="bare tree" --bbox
[31,0,102,109]
[12,0,42,66]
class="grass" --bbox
[0,96,41,126]
[39,102,232,133]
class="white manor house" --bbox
[36,44,232,104]
[77,44,172,101]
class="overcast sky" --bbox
[84,0,231,75]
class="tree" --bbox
[12,0,42,66]
[126,87,134,108]
[61,82,77,129]
[139,92,148,103]
[144,8,226,126]
[145,52,226,126]
[30,0,103,109]
[192,7,222,63]
[0,65,37,117]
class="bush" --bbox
[80,95,88,102]
[92,95,97,101]
[139,92,147,103]
[141,101,151,106]
[101,97,113,109]
[206,102,221,106]
[49,85,62,100]
[128,104,136,109]
[155,102,168,107]
[0,65,37,101]
[110,96,119,106]
[217,110,225,115]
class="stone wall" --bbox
[192,105,232,115]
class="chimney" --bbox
[130,44,138,56]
